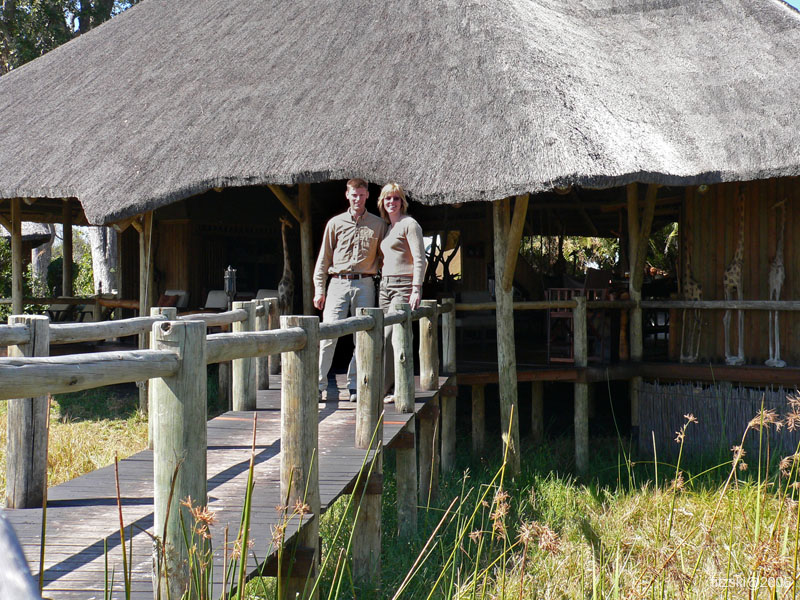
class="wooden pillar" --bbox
[353,307,383,584]
[6,315,49,508]
[137,212,155,413]
[392,302,414,413]
[418,397,439,505]
[356,307,383,448]
[232,300,257,411]
[573,296,589,474]
[62,200,73,297]
[151,320,207,599]
[299,184,314,315]
[396,417,417,538]
[419,300,439,390]
[627,184,656,439]
[492,199,520,476]
[471,384,485,458]
[440,383,456,473]
[148,306,177,450]
[531,381,543,445]
[441,297,456,375]
[256,299,273,390]
[268,299,281,375]
[279,315,320,600]
[10,198,22,315]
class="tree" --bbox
[1,1,139,75]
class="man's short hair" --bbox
[346,178,369,190]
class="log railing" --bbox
[0,296,456,598]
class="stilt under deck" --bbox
[2,374,449,599]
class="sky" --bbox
[785,0,800,9]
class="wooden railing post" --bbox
[280,315,320,600]
[440,297,457,473]
[232,300,257,411]
[6,315,49,509]
[392,302,414,413]
[256,299,272,390]
[419,399,440,505]
[472,384,485,459]
[151,320,207,599]
[419,300,439,390]
[268,298,281,375]
[353,307,383,584]
[573,296,589,474]
[396,416,417,538]
[356,308,383,448]
[531,381,544,445]
[148,306,177,450]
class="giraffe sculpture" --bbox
[766,200,786,368]
[277,216,294,317]
[722,189,745,366]
[680,215,703,363]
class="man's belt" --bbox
[332,273,373,280]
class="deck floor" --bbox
[2,374,447,599]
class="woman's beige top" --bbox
[380,215,426,286]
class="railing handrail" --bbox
[454,298,800,312]
[0,298,449,402]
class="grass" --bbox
[233,398,800,599]
[0,384,148,498]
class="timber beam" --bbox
[267,184,302,222]
[501,194,529,293]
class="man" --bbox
[314,178,387,401]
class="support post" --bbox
[441,381,456,473]
[419,300,439,390]
[441,297,456,375]
[280,316,320,600]
[6,315,49,508]
[151,320,207,599]
[353,307,383,584]
[356,308,383,449]
[11,198,22,315]
[573,296,589,474]
[232,300,257,411]
[531,381,544,445]
[396,416,417,537]
[268,298,281,375]
[256,299,272,390]
[493,199,520,476]
[299,184,314,315]
[392,302,414,413]
[138,212,155,413]
[471,384,485,458]
[62,201,73,297]
[418,398,440,505]
[627,184,656,440]
[148,306,177,450]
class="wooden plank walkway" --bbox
[2,374,449,599]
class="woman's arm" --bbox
[407,218,426,309]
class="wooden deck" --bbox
[2,374,448,599]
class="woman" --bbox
[377,182,426,398]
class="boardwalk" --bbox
[2,374,447,599]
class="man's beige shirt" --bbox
[313,210,387,296]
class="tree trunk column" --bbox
[137,212,155,414]
[62,200,73,297]
[151,320,207,600]
[256,299,273,390]
[299,184,314,315]
[492,199,520,476]
[6,315,49,509]
[279,316,320,600]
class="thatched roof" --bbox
[0,0,798,225]
[1,223,53,244]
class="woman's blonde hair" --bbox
[377,182,408,221]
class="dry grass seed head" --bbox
[748,408,782,432]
